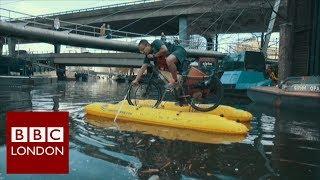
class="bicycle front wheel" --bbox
[127,81,162,108]
[188,75,223,112]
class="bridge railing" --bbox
[0,7,231,53]
[14,0,160,20]
[0,8,148,39]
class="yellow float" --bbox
[86,114,246,144]
[85,102,250,135]
[120,100,253,122]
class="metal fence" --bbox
[15,0,160,20]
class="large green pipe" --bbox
[0,21,226,58]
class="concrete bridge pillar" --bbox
[179,16,188,46]
[214,34,218,51]
[205,34,218,51]
[310,0,320,75]
[54,44,61,54]
[56,64,66,81]
[279,23,293,81]
[205,36,213,50]
[0,37,4,56]
[8,37,17,57]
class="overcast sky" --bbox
[0,0,134,17]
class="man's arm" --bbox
[155,45,168,58]
[147,45,168,59]
[132,64,148,84]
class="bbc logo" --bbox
[6,112,69,174]
[11,127,64,142]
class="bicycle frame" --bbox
[142,64,189,105]
[128,61,224,111]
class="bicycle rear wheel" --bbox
[187,75,223,112]
[127,80,162,108]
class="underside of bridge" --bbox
[14,0,286,37]
[86,9,282,37]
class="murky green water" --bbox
[0,79,319,179]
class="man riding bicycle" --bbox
[129,39,223,111]
[132,39,187,89]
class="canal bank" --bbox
[0,75,57,87]
[0,74,58,113]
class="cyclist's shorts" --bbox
[171,46,187,73]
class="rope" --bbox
[224,9,245,33]
[174,0,223,37]
[117,0,180,31]
[76,1,136,30]
[145,1,203,35]
[201,0,254,53]
[264,0,287,22]
[113,87,130,123]
[200,0,240,36]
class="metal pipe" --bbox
[0,21,226,58]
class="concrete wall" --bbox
[45,53,144,67]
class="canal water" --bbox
[0,79,319,179]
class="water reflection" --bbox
[0,87,32,113]
[86,114,246,144]
[247,104,320,179]
[0,79,319,179]
[0,86,32,146]
[79,115,271,179]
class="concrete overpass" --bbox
[3,0,286,57]
[24,53,145,68]
[17,0,286,37]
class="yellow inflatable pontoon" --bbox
[85,102,249,134]
[86,114,246,144]
[120,100,253,122]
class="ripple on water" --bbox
[0,80,319,179]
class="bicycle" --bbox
[127,60,224,112]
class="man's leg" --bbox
[166,54,179,84]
